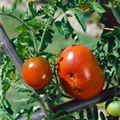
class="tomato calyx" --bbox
[113,97,120,101]
[105,97,120,109]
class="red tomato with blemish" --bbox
[57,45,105,99]
[22,57,52,90]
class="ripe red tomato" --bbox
[22,57,52,90]
[57,45,105,99]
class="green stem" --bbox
[0,13,29,28]
[39,95,48,120]
[86,107,93,119]
[37,21,50,53]
[37,7,68,53]
[0,12,37,54]
[53,59,59,84]
[109,2,120,24]
[37,6,70,53]
[30,30,37,55]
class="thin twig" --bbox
[0,13,29,29]
[37,21,50,52]
[53,59,59,84]
[104,27,114,31]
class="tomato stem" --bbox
[37,20,50,53]
[39,95,49,119]
[53,59,59,84]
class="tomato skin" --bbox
[106,100,120,116]
[57,45,105,99]
[22,57,52,90]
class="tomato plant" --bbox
[22,57,52,90]
[57,45,105,99]
[106,98,120,116]
[0,0,120,120]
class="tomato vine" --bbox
[0,0,120,120]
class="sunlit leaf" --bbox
[74,7,87,32]
[92,1,106,13]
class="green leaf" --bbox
[17,31,33,47]
[11,83,32,93]
[0,106,14,120]
[15,109,28,119]
[11,0,23,13]
[92,1,106,13]
[93,106,98,120]
[104,27,120,37]
[11,0,18,12]
[27,19,42,31]
[27,93,40,104]
[11,83,40,103]
[55,18,73,39]
[1,77,10,94]
[15,19,42,33]
[113,50,119,58]
[15,25,28,33]
[100,111,106,120]
[36,29,54,51]
[27,0,36,19]
[113,0,120,6]
[79,110,85,120]
[2,99,14,116]
[1,6,5,13]
[11,83,35,96]
[19,0,22,3]
[27,106,33,120]
[72,31,80,43]
[74,7,87,32]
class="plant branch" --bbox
[104,27,114,31]
[17,111,44,120]
[0,23,23,75]
[0,12,37,53]
[16,87,120,120]
[52,87,120,114]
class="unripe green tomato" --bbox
[106,100,120,116]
